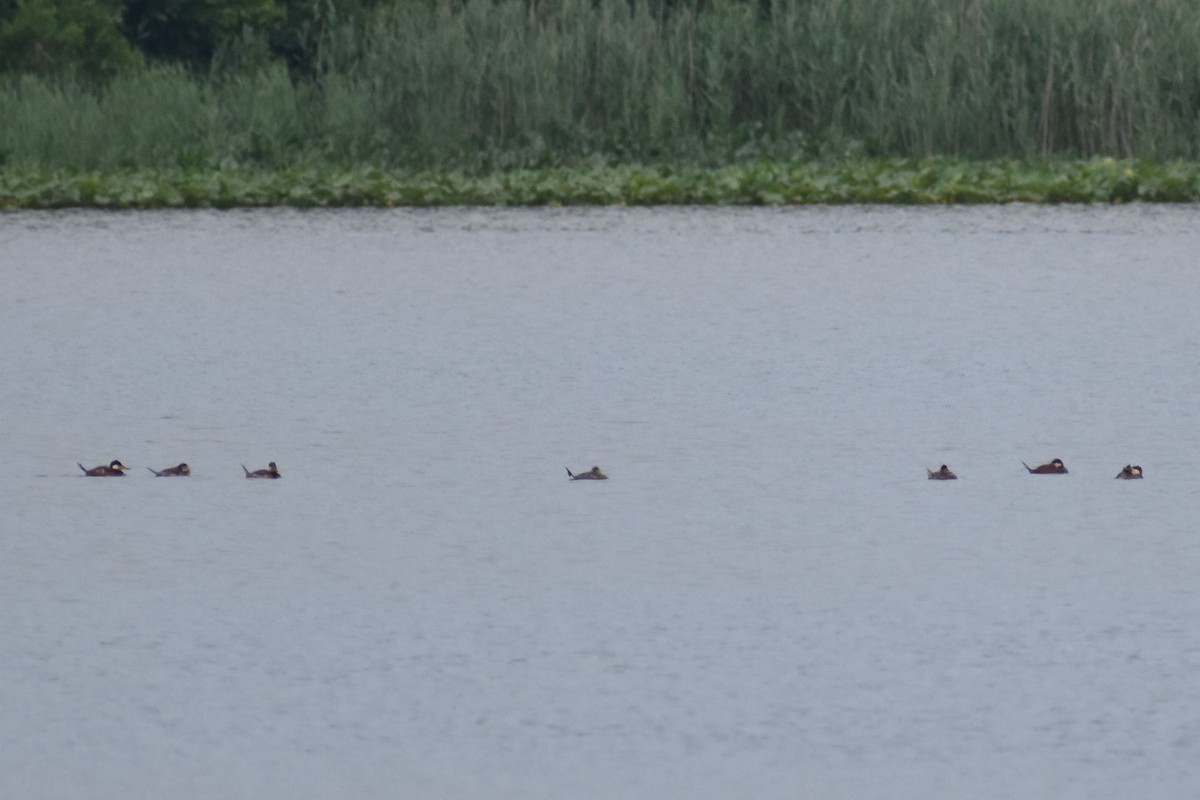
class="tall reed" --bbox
[2,0,1200,170]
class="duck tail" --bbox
[565,467,574,479]
[146,467,159,476]
[1021,461,1033,473]
[241,464,250,476]
[77,463,87,474]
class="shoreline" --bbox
[3,158,1199,209]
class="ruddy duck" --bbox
[1115,464,1144,479]
[1023,458,1068,474]
[566,466,607,480]
[242,462,281,479]
[148,463,190,477]
[78,460,129,477]
[927,464,957,480]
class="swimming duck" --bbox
[1023,458,1068,474]
[242,462,281,479]
[148,463,190,477]
[1115,464,1143,480]
[78,460,129,476]
[927,464,957,480]
[566,466,608,480]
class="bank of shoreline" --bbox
[3,158,1199,209]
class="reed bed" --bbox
[2,0,1200,173]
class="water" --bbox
[2,205,1199,798]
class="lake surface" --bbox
[2,205,1199,798]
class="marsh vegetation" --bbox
[4,0,1200,205]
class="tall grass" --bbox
[3,0,1200,170]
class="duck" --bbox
[1115,464,1144,480]
[927,464,957,480]
[1022,458,1068,474]
[566,466,607,480]
[147,463,190,477]
[242,462,281,479]
[78,460,129,476]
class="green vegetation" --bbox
[4,159,1198,209]
[4,0,1200,206]
[0,0,139,80]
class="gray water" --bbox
[2,206,1199,798]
